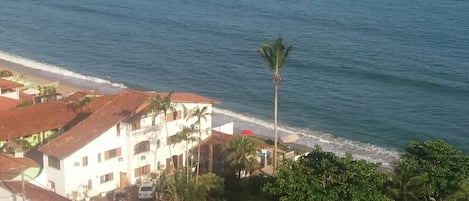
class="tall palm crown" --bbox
[257,37,292,170]
[258,37,293,83]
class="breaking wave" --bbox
[213,107,399,167]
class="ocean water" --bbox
[0,0,468,162]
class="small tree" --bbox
[385,162,433,201]
[174,125,198,181]
[187,106,210,182]
[223,136,259,179]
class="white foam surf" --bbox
[213,107,399,167]
[0,50,127,89]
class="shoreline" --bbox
[1,58,398,167]
[0,58,86,95]
[0,52,124,95]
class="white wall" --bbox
[64,125,127,197]
[0,89,19,100]
[42,154,66,196]
[213,122,234,135]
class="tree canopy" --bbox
[263,146,392,201]
[397,140,469,200]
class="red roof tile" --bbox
[39,90,148,159]
[0,96,21,111]
[2,181,70,201]
[0,78,23,89]
[0,154,39,180]
[191,130,234,151]
[143,91,218,104]
[0,102,78,141]
[134,91,218,113]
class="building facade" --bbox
[38,90,215,199]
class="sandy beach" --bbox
[0,58,85,96]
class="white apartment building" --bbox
[38,89,215,199]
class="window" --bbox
[157,162,161,170]
[48,156,60,170]
[166,111,182,121]
[134,141,150,155]
[134,165,150,177]
[132,119,141,131]
[82,156,88,167]
[105,147,121,160]
[167,137,172,145]
[167,135,178,145]
[98,153,101,163]
[100,173,113,183]
[156,140,160,149]
[172,112,178,121]
[48,181,55,192]
[116,123,120,136]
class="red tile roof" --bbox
[2,181,70,201]
[0,154,39,180]
[0,91,34,111]
[39,90,148,159]
[135,91,218,113]
[0,78,23,89]
[191,130,234,151]
[0,96,20,111]
[0,102,78,141]
[144,91,218,104]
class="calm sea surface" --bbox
[1,0,468,160]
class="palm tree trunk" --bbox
[273,82,279,171]
[196,128,201,183]
[209,143,213,173]
[165,120,176,171]
[186,141,189,182]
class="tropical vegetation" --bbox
[223,136,259,179]
[151,138,467,201]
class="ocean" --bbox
[1,0,468,164]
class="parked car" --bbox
[138,182,156,200]
[113,190,128,201]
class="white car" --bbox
[137,182,156,200]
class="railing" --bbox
[130,124,161,136]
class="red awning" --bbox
[240,129,253,136]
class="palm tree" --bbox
[386,163,433,201]
[223,136,259,179]
[174,125,198,181]
[38,85,57,96]
[67,96,93,114]
[188,106,210,183]
[257,37,292,170]
[35,85,58,103]
[147,92,177,172]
